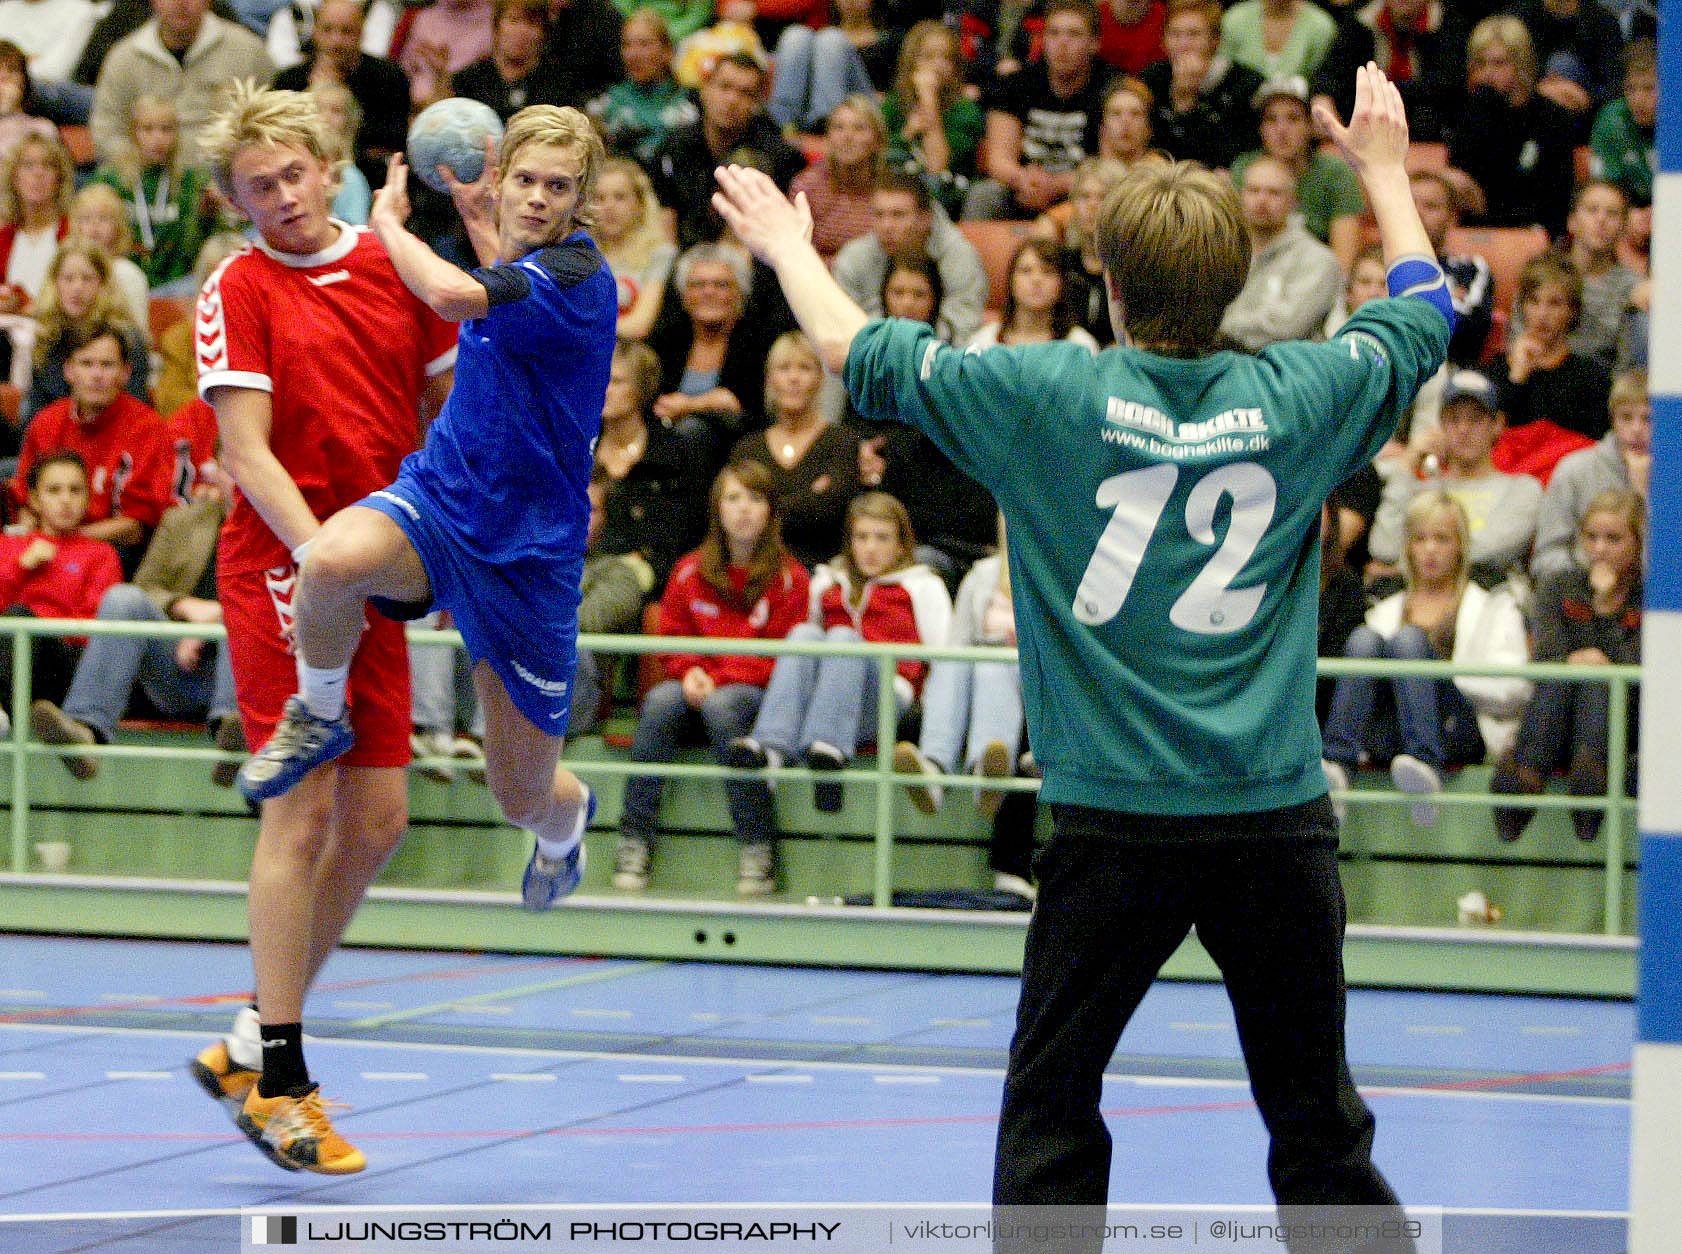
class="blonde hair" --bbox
[200,80,339,200]
[1581,487,1645,550]
[1094,160,1247,355]
[1,131,74,224]
[594,157,665,270]
[611,337,662,410]
[499,104,605,233]
[835,491,916,601]
[762,330,823,418]
[307,80,363,164]
[1467,15,1538,97]
[1401,490,1470,593]
[1067,156,1129,249]
[1608,368,1646,413]
[32,241,131,370]
[893,22,960,114]
[70,183,133,256]
[115,94,184,184]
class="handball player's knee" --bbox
[489,773,550,831]
[303,522,384,595]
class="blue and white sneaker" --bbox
[521,784,596,910]
[236,696,355,803]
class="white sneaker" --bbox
[1321,759,1349,824]
[612,834,650,891]
[1390,754,1442,827]
[736,841,777,897]
[993,871,1036,902]
[410,729,455,783]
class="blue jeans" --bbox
[751,623,907,761]
[767,26,874,130]
[1321,624,1485,772]
[919,657,1023,773]
[622,679,773,844]
[61,584,237,741]
[409,612,491,736]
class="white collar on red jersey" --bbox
[251,220,362,269]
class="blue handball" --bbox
[407,98,505,193]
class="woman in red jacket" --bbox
[613,459,811,896]
[0,450,122,716]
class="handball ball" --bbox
[407,98,504,194]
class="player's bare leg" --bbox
[473,661,593,908]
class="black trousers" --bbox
[993,798,1411,1254]
[0,606,81,710]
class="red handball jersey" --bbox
[195,226,458,576]
[165,397,220,506]
[13,393,172,530]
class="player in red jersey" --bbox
[185,81,456,1176]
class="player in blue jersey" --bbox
[236,105,617,916]
[715,65,1449,1251]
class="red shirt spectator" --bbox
[659,549,811,690]
[1097,0,1168,74]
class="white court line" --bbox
[571,1008,633,1019]
[489,1073,556,1082]
[98,993,162,1002]
[811,1016,874,1025]
[1522,1025,1585,1036]
[0,1072,45,1080]
[745,1074,813,1084]
[1406,1025,1467,1035]
[104,1071,172,1080]
[0,1022,1629,1105]
[928,1019,992,1028]
[450,1004,513,1015]
[873,1075,939,1085]
[618,1074,686,1083]
[331,1000,394,1010]
[0,989,46,998]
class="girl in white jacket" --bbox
[1321,491,1530,826]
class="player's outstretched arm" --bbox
[712,164,868,375]
[371,153,490,323]
[1313,63,1431,269]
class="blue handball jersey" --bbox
[845,299,1449,818]
[401,231,617,565]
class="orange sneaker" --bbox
[237,1085,366,1174]
[188,1038,259,1115]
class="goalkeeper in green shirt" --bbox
[714,64,1451,1250]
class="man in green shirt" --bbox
[714,63,1449,1252]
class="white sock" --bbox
[296,658,350,721]
[532,785,590,860]
[227,1004,262,1070]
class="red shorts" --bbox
[221,564,412,768]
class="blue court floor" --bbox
[0,934,1632,1252]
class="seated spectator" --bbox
[673,0,766,90]
[894,520,1019,816]
[1309,0,1466,144]
[1321,491,1529,827]
[89,0,274,167]
[1218,155,1342,351]
[1094,75,1156,168]
[586,8,699,170]
[68,185,151,337]
[880,20,984,220]
[1493,487,1644,843]
[1044,156,1126,347]
[271,0,411,192]
[149,230,244,419]
[1140,0,1261,172]
[1095,0,1166,74]
[647,241,776,464]
[834,169,988,346]
[0,131,71,319]
[612,458,811,894]
[768,0,897,133]
[1219,0,1336,82]
[0,39,59,159]
[1327,245,1444,456]
[21,243,152,428]
[27,464,239,781]
[1446,16,1581,237]
[308,81,372,224]
[1510,181,1640,374]
[540,0,624,106]
[1409,169,1494,367]
[1231,76,1364,270]
[566,465,654,736]
[89,95,221,292]
[789,95,887,264]
[14,320,171,572]
[399,0,492,109]
[1589,38,1655,210]
[1367,369,1543,590]
[617,0,713,47]
[594,158,677,342]
[595,339,710,590]
[1507,0,1623,117]
[729,330,860,568]
[725,491,950,846]
[653,51,803,247]
[856,252,997,584]
[963,0,1108,221]
[165,389,220,505]
[968,237,1101,354]
[1493,254,1613,450]
[450,0,570,120]
[0,451,123,712]
[1531,369,1648,580]
[1316,499,1365,727]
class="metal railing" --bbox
[2,619,1642,930]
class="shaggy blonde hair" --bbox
[593,157,666,270]
[1401,491,1470,594]
[199,80,339,200]
[1,131,74,224]
[499,104,605,233]
[1467,15,1538,97]
[32,241,133,369]
[762,330,823,419]
[70,183,134,256]
[1094,160,1247,355]
[114,94,185,184]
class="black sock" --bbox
[256,1022,310,1097]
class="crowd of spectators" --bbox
[0,0,1657,895]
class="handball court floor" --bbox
[0,932,1633,1252]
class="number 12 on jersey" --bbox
[1072,461,1278,635]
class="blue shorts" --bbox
[358,475,583,733]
